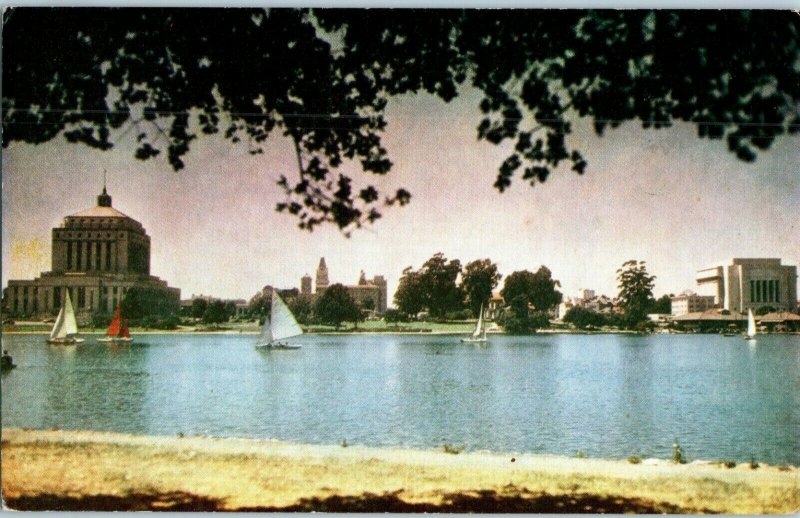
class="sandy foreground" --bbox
[2,428,798,513]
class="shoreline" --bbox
[6,328,789,336]
[2,428,799,512]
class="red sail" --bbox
[106,305,122,336]
[119,318,130,338]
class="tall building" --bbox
[4,187,180,318]
[304,258,387,315]
[696,258,797,313]
[315,258,330,292]
[300,274,313,295]
[347,272,388,314]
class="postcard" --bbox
[2,7,799,513]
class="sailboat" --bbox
[461,303,488,343]
[256,291,303,350]
[98,304,133,343]
[744,308,757,341]
[47,291,85,345]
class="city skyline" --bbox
[3,86,799,303]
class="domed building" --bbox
[4,187,180,319]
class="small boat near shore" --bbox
[98,304,133,344]
[47,292,85,345]
[256,292,302,350]
[460,303,487,343]
[744,308,757,341]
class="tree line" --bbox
[247,285,367,330]
[394,254,669,333]
[114,256,667,332]
[392,252,564,333]
[562,260,670,331]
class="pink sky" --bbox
[3,87,799,302]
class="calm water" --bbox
[2,333,799,464]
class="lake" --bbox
[2,333,799,465]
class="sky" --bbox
[3,85,799,303]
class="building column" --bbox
[38,287,45,314]
[70,242,77,272]
[86,241,93,271]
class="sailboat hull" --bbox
[256,342,301,350]
[47,337,84,345]
[460,337,487,343]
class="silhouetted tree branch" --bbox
[3,8,798,232]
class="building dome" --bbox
[63,188,143,232]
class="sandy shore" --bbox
[2,429,798,513]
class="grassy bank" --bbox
[2,429,798,513]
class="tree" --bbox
[498,267,561,334]
[394,267,426,318]
[190,298,209,319]
[4,9,797,232]
[502,271,535,318]
[529,266,563,312]
[121,286,179,320]
[650,294,672,314]
[360,297,375,312]
[460,259,501,317]
[501,266,563,315]
[418,253,463,319]
[616,260,656,327]
[383,308,406,324]
[314,284,361,329]
[202,299,229,324]
[497,309,549,335]
[287,294,314,324]
[563,306,607,329]
[247,287,272,317]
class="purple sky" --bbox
[3,86,799,303]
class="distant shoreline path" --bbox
[2,428,798,512]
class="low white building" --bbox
[671,291,716,316]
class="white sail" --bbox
[461,303,488,342]
[747,308,757,338]
[50,306,67,339]
[472,304,485,339]
[269,292,303,342]
[257,315,272,346]
[47,291,83,344]
[63,291,78,336]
